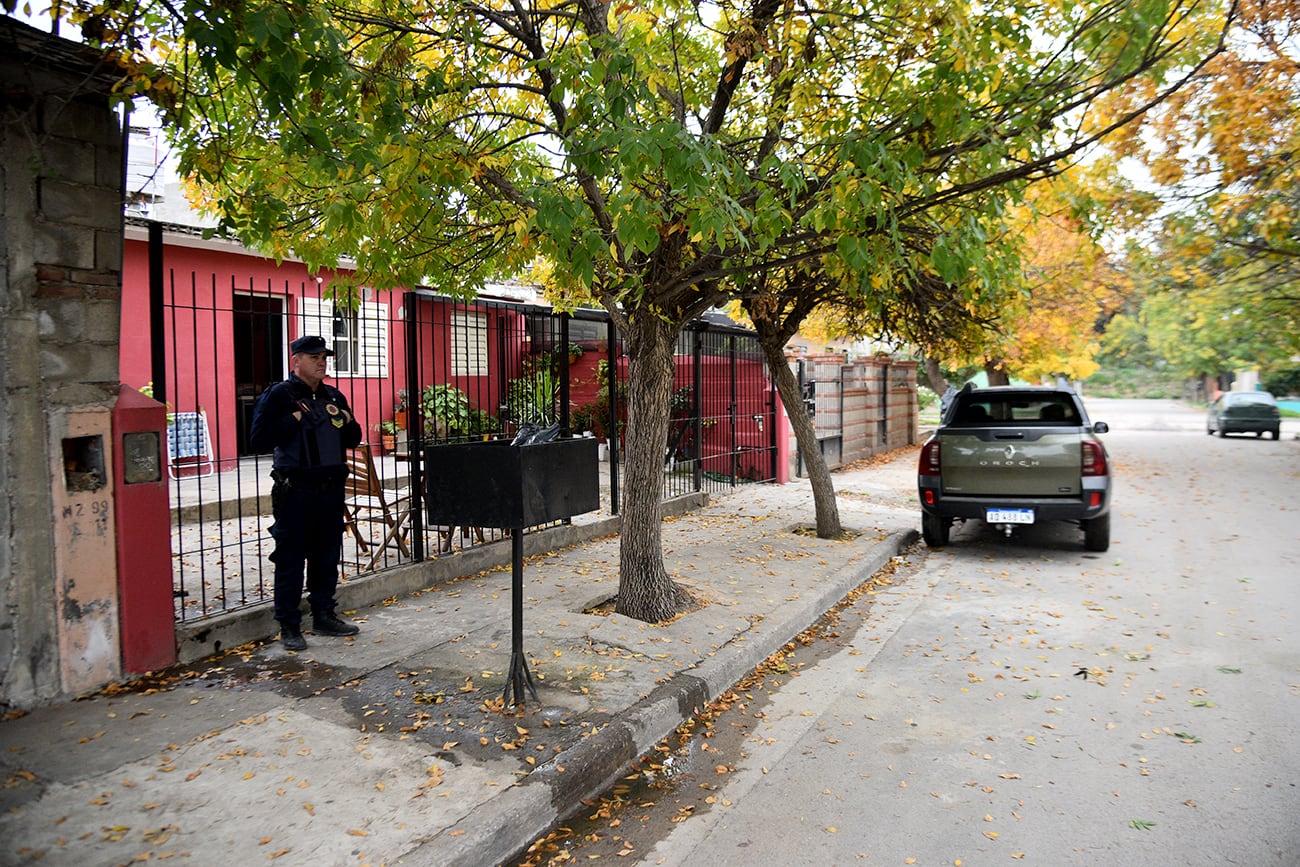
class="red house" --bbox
[119,218,579,470]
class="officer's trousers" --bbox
[269,482,346,626]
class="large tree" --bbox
[953,176,1133,384]
[35,0,1231,621]
[1096,0,1300,377]
[738,248,998,539]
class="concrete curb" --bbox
[412,526,919,866]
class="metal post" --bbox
[880,362,889,447]
[729,335,738,486]
[503,530,538,708]
[767,374,778,481]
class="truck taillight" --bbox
[1081,441,1107,476]
[919,440,941,474]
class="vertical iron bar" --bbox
[881,362,890,448]
[767,356,779,481]
[404,292,424,561]
[496,313,508,441]
[503,530,537,707]
[148,221,167,403]
[606,318,619,514]
[729,334,738,487]
[692,327,703,493]
[559,314,571,433]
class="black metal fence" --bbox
[146,269,778,622]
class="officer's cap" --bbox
[291,335,334,356]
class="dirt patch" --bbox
[789,524,863,541]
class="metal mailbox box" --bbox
[424,436,599,529]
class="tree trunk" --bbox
[985,360,1011,386]
[922,357,948,394]
[614,314,694,622]
[760,343,842,538]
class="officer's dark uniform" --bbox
[249,339,362,636]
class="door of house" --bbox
[233,293,286,455]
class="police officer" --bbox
[250,335,364,650]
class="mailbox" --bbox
[424,437,599,529]
[422,436,599,707]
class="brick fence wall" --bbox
[790,354,918,476]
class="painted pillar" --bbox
[112,384,175,673]
[50,407,122,694]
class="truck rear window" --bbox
[952,396,1079,426]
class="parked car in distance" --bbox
[918,384,1113,551]
[1206,390,1281,439]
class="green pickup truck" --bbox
[918,385,1112,551]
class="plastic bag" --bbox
[510,422,562,445]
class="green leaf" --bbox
[1130,819,1157,831]
[1217,666,1242,674]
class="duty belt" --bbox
[271,468,346,493]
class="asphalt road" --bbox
[523,399,1300,866]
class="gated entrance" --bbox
[126,228,780,622]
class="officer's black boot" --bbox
[281,625,308,651]
[312,609,360,637]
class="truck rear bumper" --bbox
[918,475,1110,522]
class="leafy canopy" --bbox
[29,0,1226,319]
[1094,0,1300,379]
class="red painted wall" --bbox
[121,236,410,467]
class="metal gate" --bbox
[138,247,778,621]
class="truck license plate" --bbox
[987,508,1034,524]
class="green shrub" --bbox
[1262,367,1300,397]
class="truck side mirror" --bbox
[1093,422,1109,434]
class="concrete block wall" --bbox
[1,18,126,709]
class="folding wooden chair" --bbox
[344,446,413,569]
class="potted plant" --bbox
[570,403,595,436]
[505,358,559,427]
[393,390,409,431]
[376,420,399,452]
[421,384,472,439]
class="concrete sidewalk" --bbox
[1,454,921,867]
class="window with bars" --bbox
[451,309,488,377]
[300,297,388,378]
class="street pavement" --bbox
[1,451,922,867]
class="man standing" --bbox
[250,335,364,650]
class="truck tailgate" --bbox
[940,431,1081,496]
